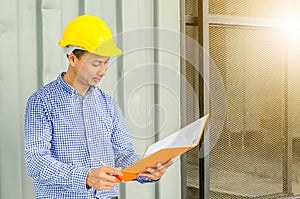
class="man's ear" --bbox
[67,53,77,67]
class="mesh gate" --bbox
[181,0,300,198]
[209,25,290,198]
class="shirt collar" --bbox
[57,72,76,95]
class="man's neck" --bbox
[63,71,89,97]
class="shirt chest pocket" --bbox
[96,113,113,133]
[99,120,113,143]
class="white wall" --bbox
[0,0,181,199]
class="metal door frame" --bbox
[180,0,293,198]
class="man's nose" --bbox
[97,68,106,76]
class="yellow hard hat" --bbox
[58,15,122,56]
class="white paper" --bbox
[143,114,209,157]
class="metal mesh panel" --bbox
[208,0,287,19]
[208,25,291,198]
[289,43,300,195]
[185,0,198,16]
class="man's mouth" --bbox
[94,78,101,82]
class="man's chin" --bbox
[89,81,99,86]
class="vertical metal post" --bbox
[115,1,126,198]
[78,0,85,15]
[202,0,210,198]
[180,0,187,197]
[153,0,160,198]
[282,35,292,195]
[36,0,43,88]
[198,1,205,199]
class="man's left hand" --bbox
[138,158,174,181]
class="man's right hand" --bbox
[86,166,123,190]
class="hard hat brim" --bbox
[59,38,122,57]
[91,38,122,57]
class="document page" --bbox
[143,114,209,157]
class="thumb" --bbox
[104,166,122,176]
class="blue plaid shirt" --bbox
[24,73,152,199]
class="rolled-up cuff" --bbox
[134,176,160,184]
[71,167,91,193]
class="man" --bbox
[24,14,173,199]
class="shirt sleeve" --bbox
[24,94,90,193]
[110,99,158,184]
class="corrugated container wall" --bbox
[0,0,181,198]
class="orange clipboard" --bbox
[119,114,209,182]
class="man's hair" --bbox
[67,49,87,59]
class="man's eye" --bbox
[92,61,109,67]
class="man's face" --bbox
[74,52,110,87]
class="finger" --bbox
[102,166,123,177]
[100,180,116,188]
[147,167,164,177]
[138,172,152,178]
[156,163,163,169]
[152,159,173,171]
[162,162,172,169]
[91,179,117,191]
[96,184,115,191]
[138,171,161,180]
[102,166,121,174]
[104,180,118,187]
[162,158,174,168]
[163,158,174,165]
[97,171,118,183]
[103,175,118,183]
[138,171,157,178]
[152,162,167,172]
[147,167,156,173]
[146,166,165,176]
